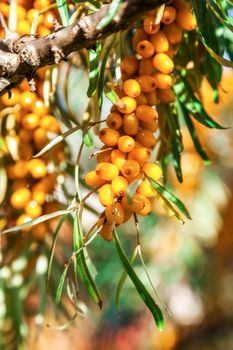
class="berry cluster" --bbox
[0,1,65,240]
[85,0,196,240]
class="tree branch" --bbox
[0,0,169,96]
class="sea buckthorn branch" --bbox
[0,0,170,96]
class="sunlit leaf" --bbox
[56,0,69,26]
[83,130,94,148]
[96,0,122,30]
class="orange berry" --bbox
[40,115,60,133]
[120,56,139,76]
[150,31,169,53]
[22,113,40,130]
[136,40,155,58]
[173,0,191,11]
[123,79,141,98]
[153,72,174,90]
[128,147,151,164]
[32,223,47,240]
[33,128,48,149]
[17,20,30,35]
[136,93,148,105]
[10,188,31,209]
[98,184,114,206]
[136,195,152,216]
[96,147,112,163]
[28,159,47,179]
[21,91,37,110]
[18,143,33,159]
[117,96,137,114]
[142,162,162,181]
[161,6,177,24]
[118,135,135,153]
[137,179,157,197]
[105,202,125,225]
[133,28,149,50]
[136,75,157,93]
[164,23,183,44]
[139,58,154,76]
[32,189,46,205]
[136,129,157,148]
[33,99,48,116]
[38,25,51,37]
[25,201,43,219]
[106,112,123,130]
[27,8,42,23]
[123,210,133,223]
[153,53,174,74]
[14,160,29,179]
[85,170,106,188]
[123,113,139,136]
[143,16,160,34]
[111,176,128,196]
[135,105,158,122]
[16,214,32,232]
[111,149,126,170]
[121,160,140,179]
[43,11,56,30]
[100,222,113,241]
[145,91,160,106]
[157,88,175,103]
[96,162,119,181]
[11,180,27,192]
[1,88,19,106]
[122,194,143,212]
[176,10,196,31]
[18,128,32,142]
[99,128,120,147]
[140,119,158,132]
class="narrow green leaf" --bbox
[55,263,69,304]
[176,99,211,164]
[116,247,138,314]
[3,209,72,234]
[147,176,191,220]
[46,215,68,291]
[113,229,164,331]
[104,87,120,104]
[83,130,94,148]
[96,0,122,30]
[33,125,80,158]
[87,43,102,98]
[56,0,69,26]
[73,214,102,308]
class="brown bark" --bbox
[0,0,169,96]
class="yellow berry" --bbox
[111,176,128,196]
[98,184,114,206]
[95,162,119,181]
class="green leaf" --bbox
[176,99,211,164]
[33,125,80,158]
[96,0,122,30]
[56,0,69,26]
[83,130,94,148]
[55,263,69,304]
[73,214,102,308]
[46,215,68,291]
[113,229,164,331]
[206,0,233,33]
[146,176,191,220]
[104,87,120,104]
[87,43,102,98]
[116,247,138,314]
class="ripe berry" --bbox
[106,112,123,130]
[32,189,46,205]
[117,96,137,114]
[176,10,196,31]
[16,214,32,232]
[133,28,149,50]
[33,128,48,149]
[161,6,177,24]
[139,58,154,76]
[135,194,152,216]
[100,222,113,241]
[13,160,29,179]
[142,162,162,181]
[22,113,40,130]
[164,23,183,45]
[98,184,114,206]
[105,202,125,225]
[28,159,47,179]
[154,72,174,90]
[111,149,126,169]
[32,223,47,240]
[173,0,191,11]
[140,119,158,132]
[120,56,139,76]
[99,128,120,147]
[143,16,160,34]
[33,99,48,116]
[137,179,157,197]
[96,162,119,181]
[123,79,141,98]
[96,147,112,163]
[21,91,37,110]
[111,176,128,196]
[118,135,135,153]
[18,129,32,142]
[136,93,148,105]
[121,160,140,179]
[157,88,175,103]
[136,75,157,93]
[128,147,151,164]
[136,40,155,58]
[10,188,31,209]
[136,129,157,148]
[153,53,174,74]
[85,170,106,188]
[123,113,139,136]
[122,194,144,212]
[25,201,43,219]
[135,105,158,122]
[150,31,169,53]
[145,91,160,106]
[40,115,60,133]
